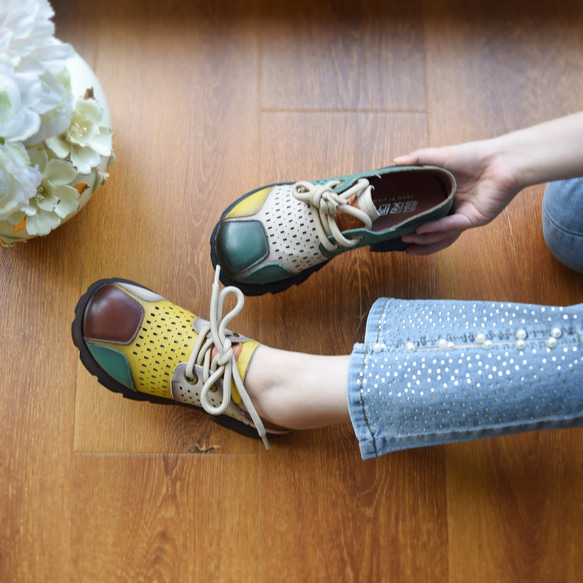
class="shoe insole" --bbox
[368,171,450,231]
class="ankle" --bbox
[244,345,351,430]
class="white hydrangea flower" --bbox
[0,0,74,144]
[0,55,43,142]
[46,97,112,174]
[8,147,80,236]
[0,0,56,61]
[0,1,114,243]
[0,141,42,220]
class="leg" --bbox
[244,348,351,429]
[542,178,583,273]
[74,272,583,458]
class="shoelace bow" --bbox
[292,178,373,251]
[184,267,269,449]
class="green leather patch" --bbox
[87,343,136,391]
[241,263,293,284]
[216,220,269,276]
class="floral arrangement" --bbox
[0,0,114,245]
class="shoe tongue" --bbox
[335,184,380,231]
[356,184,380,221]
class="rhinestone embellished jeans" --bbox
[348,298,583,460]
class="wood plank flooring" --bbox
[1,0,582,580]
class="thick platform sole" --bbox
[71,278,274,441]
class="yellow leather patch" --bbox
[91,284,260,404]
[226,187,272,219]
[92,290,198,400]
[231,340,260,403]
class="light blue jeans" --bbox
[348,179,583,459]
[543,178,583,273]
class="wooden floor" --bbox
[2,0,583,580]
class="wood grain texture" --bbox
[259,428,448,582]
[446,432,583,583]
[256,111,448,583]
[261,0,427,111]
[0,220,85,581]
[71,454,258,582]
[423,1,583,581]
[424,0,583,303]
[72,0,261,453]
[257,112,436,354]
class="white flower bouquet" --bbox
[0,0,114,245]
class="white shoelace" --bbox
[292,178,373,251]
[184,267,269,449]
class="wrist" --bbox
[481,135,528,192]
[490,113,583,188]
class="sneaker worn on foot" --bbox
[211,165,456,295]
[72,268,287,448]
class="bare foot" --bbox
[243,346,351,429]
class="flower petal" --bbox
[27,147,49,173]
[90,127,112,156]
[74,98,102,125]
[45,158,77,185]
[70,144,100,174]
[54,184,79,218]
[37,188,59,211]
[26,208,61,236]
[7,210,26,226]
[46,134,70,158]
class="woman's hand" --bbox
[394,139,522,255]
[394,112,583,255]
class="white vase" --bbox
[0,53,113,245]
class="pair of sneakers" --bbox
[72,165,456,446]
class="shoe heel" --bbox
[370,238,409,252]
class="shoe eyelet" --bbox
[184,373,198,385]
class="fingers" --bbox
[404,232,461,256]
[401,216,467,255]
[415,213,474,235]
[402,229,462,245]
[394,146,451,168]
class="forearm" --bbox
[492,112,583,189]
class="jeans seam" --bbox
[543,204,583,239]
[375,298,390,343]
[358,349,378,457]
[360,300,390,458]
[378,412,583,444]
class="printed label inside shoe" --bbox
[377,196,419,216]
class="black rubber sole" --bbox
[71,278,273,441]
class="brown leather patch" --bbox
[84,284,144,344]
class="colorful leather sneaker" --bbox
[71,268,288,448]
[211,165,456,295]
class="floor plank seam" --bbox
[261,108,429,114]
[73,451,260,457]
